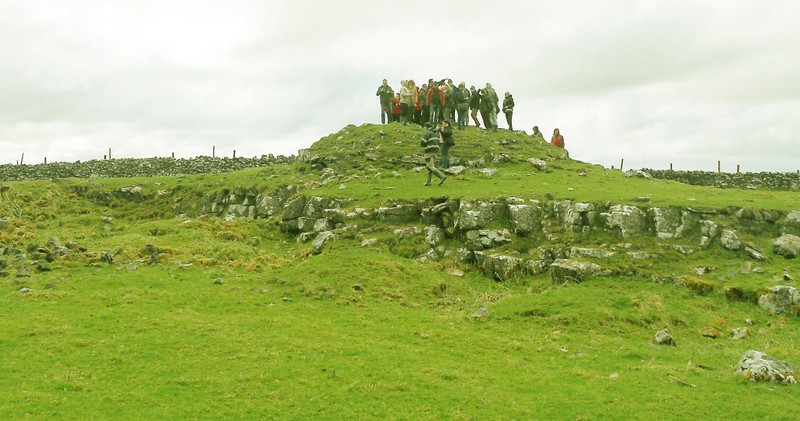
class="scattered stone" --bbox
[312,231,337,254]
[214,278,224,285]
[736,350,798,385]
[447,268,465,277]
[785,272,794,281]
[472,307,490,318]
[424,226,445,247]
[700,326,721,339]
[744,243,766,261]
[773,234,800,258]
[100,252,114,263]
[361,238,379,247]
[443,166,466,176]
[692,266,714,276]
[102,216,113,224]
[464,229,512,250]
[758,285,800,315]
[731,327,749,340]
[18,287,32,293]
[474,168,498,177]
[625,169,652,179]
[527,158,547,171]
[16,267,31,278]
[352,283,363,291]
[653,328,674,345]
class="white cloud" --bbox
[1,1,798,172]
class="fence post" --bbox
[717,161,721,174]
[213,146,216,158]
[620,159,624,172]
[233,149,236,159]
[669,163,673,171]
[44,157,47,164]
[20,153,24,165]
[737,164,740,174]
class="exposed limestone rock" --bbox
[758,286,800,315]
[455,201,504,231]
[653,328,674,345]
[312,231,336,254]
[569,247,615,259]
[507,204,542,235]
[361,238,379,247]
[627,251,653,260]
[394,226,422,239]
[650,207,700,239]
[281,196,308,220]
[736,207,771,235]
[464,229,512,251]
[720,229,741,251]
[600,205,646,239]
[474,251,523,281]
[782,210,800,236]
[425,226,445,247]
[304,196,335,218]
[255,195,284,217]
[376,202,419,223]
[227,204,255,218]
[700,326,721,338]
[773,234,800,258]
[554,200,596,233]
[736,350,798,385]
[456,247,474,263]
[550,259,607,284]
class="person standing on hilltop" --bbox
[376,79,394,124]
[413,81,423,125]
[484,83,500,131]
[531,126,545,142]
[502,92,515,131]
[391,93,402,123]
[400,80,414,125]
[426,83,445,124]
[551,128,565,148]
[469,86,482,127]
[419,83,429,126]
[454,82,470,130]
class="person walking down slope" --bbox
[420,125,447,186]
[502,92,515,131]
[376,79,394,124]
[551,128,565,148]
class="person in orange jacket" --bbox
[426,83,445,124]
[551,128,565,148]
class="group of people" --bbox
[376,78,515,131]
[376,78,565,149]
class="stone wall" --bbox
[643,169,800,191]
[0,155,295,181]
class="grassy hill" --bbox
[1,123,799,419]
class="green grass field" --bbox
[2,124,799,419]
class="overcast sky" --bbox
[2,0,798,172]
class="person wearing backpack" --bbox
[420,124,447,186]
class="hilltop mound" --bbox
[300,123,569,172]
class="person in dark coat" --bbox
[437,120,454,169]
[502,92,515,131]
[469,86,481,127]
[376,79,394,124]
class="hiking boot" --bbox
[438,177,447,186]
[423,182,431,186]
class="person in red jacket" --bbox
[390,93,402,123]
[426,83,445,124]
[551,128,565,148]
